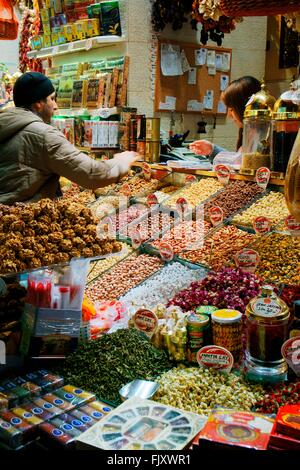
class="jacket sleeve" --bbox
[42,126,125,190]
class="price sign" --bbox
[102,155,109,161]
[133,309,158,338]
[197,345,234,373]
[256,167,270,189]
[285,215,300,235]
[185,174,197,185]
[209,206,224,226]
[215,164,230,185]
[85,38,93,51]
[159,242,174,262]
[253,216,271,234]
[176,197,189,216]
[147,193,159,207]
[122,183,131,197]
[131,228,142,249]
[281,336,300,377]
[142,162,152,181]
[234,249,260,273]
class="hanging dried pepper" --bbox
[17,0,43,73]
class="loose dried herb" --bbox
[58,329,173,405]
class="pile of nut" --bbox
[89,195,128,221]
[164,178,223,208]
[125,211,176,243]
[152,220,212,253]
[154,366,265,416]
[116,175,169,198]
[204,181,264,219]
[232,191,289,227]
[87,242,133,283]
[181,225,256,269]
[85,254,163,302]
[0,199,121,274]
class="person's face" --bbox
[227,106,243,128]
[34,92,58,123]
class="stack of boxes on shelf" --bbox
[31,0,122,50]
[0,370,113,450]
[49,57,129,148]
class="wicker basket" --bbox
[220,0,300,17]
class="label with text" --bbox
[147,193,159,207]
[253,216,271,234]
[159,242,174,262]
[133,309,158,338]
[256,167,271,189]
[215,164,230,185]
[234,249,260,273]
[281,336,300,377]
[197,345,234,373]
[185,174,197,185]
[253,298,282,318]
[176,197,189,216]
[131,228,142,249]
[285,215,300,235]
[142,162,152,181]
[209,206,224,226]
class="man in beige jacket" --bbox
[0,72,137,204]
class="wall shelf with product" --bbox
[155,39,232,115]
[27,35,127,59]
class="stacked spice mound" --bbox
[164,178,223,209]
[59,328,173,405]
[204,180,264,219]
[168,267,263,313]
[0,199,122,274]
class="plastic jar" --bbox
[211,309,243,363]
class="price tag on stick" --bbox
[159,242,174,262]
[209,206,224,226]
[215,164,230,185]
[234,248,260,273]
[197,345,234,374]
[147,193,158,207]
[253,216,271,234]
[142,162,152,181]
[176,197,189,218]
[281,337,300,377]
[256,167,270,189]
[133,309,158,338]
[131,228,142,249]
[285,215,300,235]
[185,174,197,185]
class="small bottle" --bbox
[289,300,300,338]
[211,309,243,363]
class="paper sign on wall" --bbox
[208,67,216,76]
[204,90,214,110]
[188,68,197,85]
[221,53,231,72]
[215,53,223,70]
[220,75,229,91]
[181,49,191,73]
[195,48,207,66]
[187,100,203,112]
[217,100,227,114]
[206,50,216,67]
[161,43,183,76]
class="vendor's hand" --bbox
[189,140,213,156]
[113,151,138,174]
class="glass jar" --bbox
[271,90,300,174]
[244,286,290,383]
[285,128,300,222]
[211,309,242,363]
[240,84,276,175]
[186,313,209,363]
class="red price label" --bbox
[131,228,142,249]
[142,162,152,180]
[147,193,159,207]
[253,216,271,234]
[185,174,197,185]
[102,155,109,161]
[234,249,260,273]
[285,215,300,234]
[256,167,270,189]
[122,183,131,197]
[209,206,224,226]
[197,345,234,373]
[281,337,300,377]
[176,197,189,215]
[159,242,174,262]
[214,164,230,185]
[133,309,158,338]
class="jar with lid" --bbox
[244,285,290,383]
[186,313,209,363]
[211,309,242,363]
[271,84,300,175]
[285,127,300,222]
[240,83,276,175]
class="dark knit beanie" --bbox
[13,72,55,108]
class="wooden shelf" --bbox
[133,162,286,186]
[27,35,126,59]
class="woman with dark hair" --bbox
[190,76,261,161]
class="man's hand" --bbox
[189,140,213,156]
[113,151,139,175]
